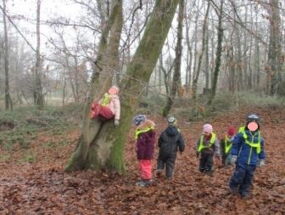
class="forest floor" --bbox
[0,106,285,214]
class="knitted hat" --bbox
[203,124,213,133]
[167,116,177,125]
[227,126,236,136]
[108,86,119,95]
[133,114,146,126]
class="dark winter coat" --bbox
[136,120,156,160]
[158,126,185,160]
[231,127,265,168]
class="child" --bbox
[196,124,220,175]
[90,86,120,126]
[220,126,236,166]
[229,114,266,199]
[156,116,185,179]
[133,114,156,187]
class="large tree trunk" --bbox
[163,0,184,117]
[66,0,179,173]
[208,0,224,105]
[34,0,44,108]
[268,0,283,95]
[2,0,13,110]
[65,0,123,172]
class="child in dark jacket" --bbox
[156,116,185,179]
[220,126,236,166]
[133,115,156,187]
[229,114,266,198]
[196,124,220,174]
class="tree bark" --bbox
[34,0,44,109]
[66,0,179,173]
[208,0,224,105]
[66,0,123,172]
[268,0,283,95]
[163,0,184,116]
[2,0,13,110]
[192,2,210,100]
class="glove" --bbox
[259,159,265,167]
[114,119,120,126]
[230,155,237,165]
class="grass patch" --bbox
[20,151,37,163]
[0,153,10,162]
[0,103,83,151]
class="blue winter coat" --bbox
[231,128,265,167]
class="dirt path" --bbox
[0,107,284,214]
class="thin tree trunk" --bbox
[66,0,179,173]
[34,0,44,108]
[2,0,12,110]
[204,24,210,90]
[163,0,184,116]
[208,0,224,105]
[192,2,210,100]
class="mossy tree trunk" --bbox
[66,0,179,173]
[65,0,124,172]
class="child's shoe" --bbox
[156,170,163,178]
[229,187,239,195]
[136,180,146,187]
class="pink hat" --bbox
[203,124,213,133]
[108,86,119,95]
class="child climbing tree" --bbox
[66,0,180,173]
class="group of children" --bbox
[91,86,266,199]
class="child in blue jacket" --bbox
[229,114,266,198]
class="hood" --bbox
[165,126,179,136]
[137,119,155,130]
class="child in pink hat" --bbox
[195,123,220,175]
[90,86,121,126]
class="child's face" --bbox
[203,132,211,136]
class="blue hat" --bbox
[133,114,146,126]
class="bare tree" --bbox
[66,0,180,172]
[2,0,13,110]
[163,0,184,116]
[208,0,224,105]
[34,0,44,108]
[192,2,210,100]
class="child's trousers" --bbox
[91,103,114,120]
[199,152,213,172]
[139,160,152,180]
[157,156,176,178]
[222,154,232,166]
[229,164,256,197]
